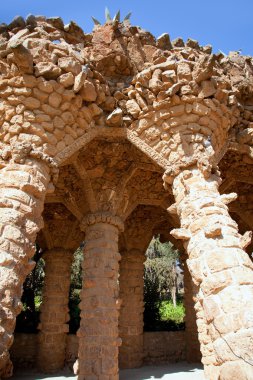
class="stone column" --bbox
[183,263,201,363]
[78,212,124,380]
[169,167,253,380]
[119,249,145,369]
[37,249,72,373]
[0,161,50,378]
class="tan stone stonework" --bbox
[183,264,201,363]
[0,161,50,378]
[77,215,123,380]
[119,249,145,369]
[168,168,253,379]
[37,248,73,373]
[0,14,253,380]
[9,332,186,369]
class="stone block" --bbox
[58,57,82,75]
[80,80,97,102]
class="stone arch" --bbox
[0,14,253,380]
[23,135,170,378]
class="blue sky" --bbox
[1,0,253,55]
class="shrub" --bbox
[144,236,185,331]
[34,295,42,312]
[159,300,185,325]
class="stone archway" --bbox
[38,136,173,379]
[0,14,253,380]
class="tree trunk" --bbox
[171,263,177,307]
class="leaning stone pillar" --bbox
[183,263,201,363]
[168,167,253,380]
[78,212,124,380]
[0,161,50,378]
[119,249,145,369]
[37,249,72,372]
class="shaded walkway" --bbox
[12,363,205,380]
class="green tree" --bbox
[144,236,183,331]
[145,237,179,306]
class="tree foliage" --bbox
[16,246,45,332]
[159,300,185,324]
[68,248,83,333]
[144,236,184,331]
[16,237,185,334]
[145,237,179,303]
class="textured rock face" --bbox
[0,14,253,380]
[0,161,50,378]
[169,169,253,380]
[183,264,201,363]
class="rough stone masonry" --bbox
[0,13,253,380]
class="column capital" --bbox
[162,155,215,187]
[80,211,124,232]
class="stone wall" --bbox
[143,331,186,365]
[10,334,37,369]
[10,332,187,368]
